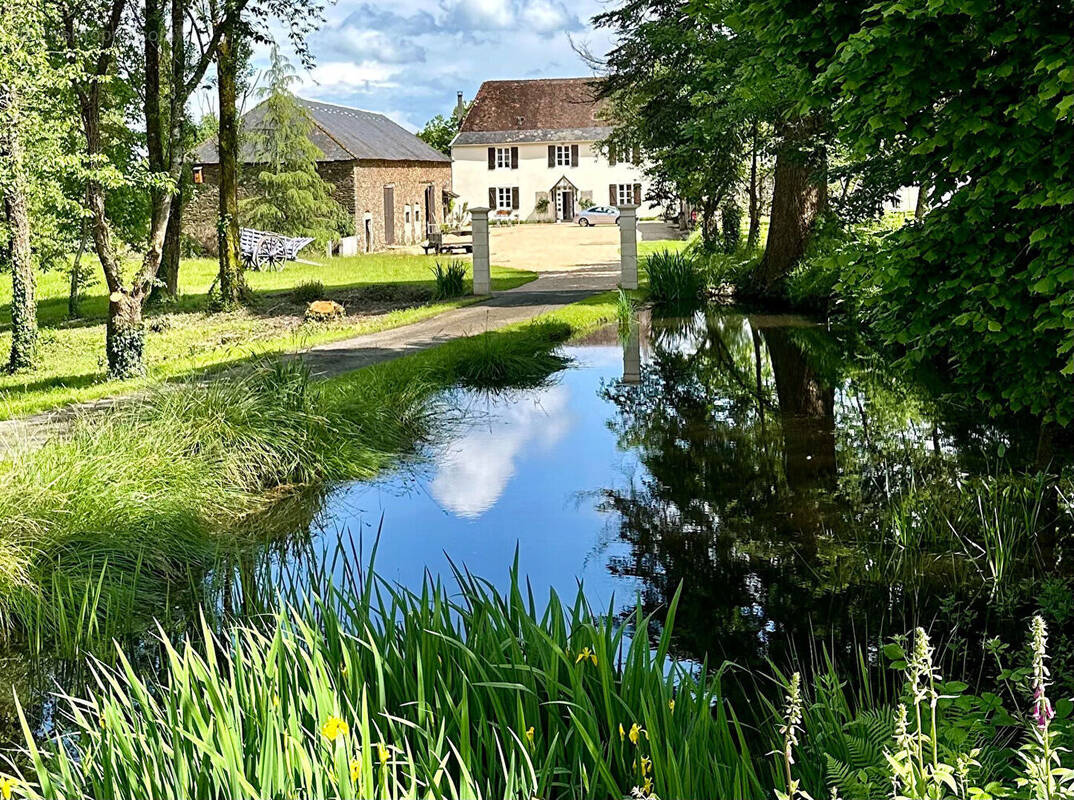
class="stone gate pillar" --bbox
[471,206,491,295]
[622,323,641,385]
[618,205,639,290]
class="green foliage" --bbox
[817,0,1074,424]
[644,249,706,305]
[595,0,761,235]
[430,259,466,300]
[416,100,470,155]
[241,47,350,244]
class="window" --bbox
[495,147,512,169]
[616,184,635,206]
[404,205,411,224]
[555,145,572,167]
[192,165,204,184]
[495,187,515,210]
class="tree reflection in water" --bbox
[599,309,1073,686]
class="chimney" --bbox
[455,91,465,119]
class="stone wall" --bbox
[184,159,450,254]
[352,160,452,250]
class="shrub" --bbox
[292,280,326,303]
[644,249,706,304]
[431,260,467,299]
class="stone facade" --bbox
[184,159,451,254]
[352,159,452,250]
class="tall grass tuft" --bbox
[0,361,433,642]
[7,554,768,800]
[644,249,706,305]
[431,259,468,299]
[446,322,572,390]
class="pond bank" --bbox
[0,264,618,455]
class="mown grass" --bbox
[0,255,536,420]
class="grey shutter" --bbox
[547,145,555,167]
[608,145,617,166]
[570,144,579,167]
[489,187,497,208]
[488,148,495,170]
[511,187,519,210]
[632,146,640,164]
[633,184,642,205]
[609,184,617,205]
[511,146,519,169]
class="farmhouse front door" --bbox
[556,188,575,222]
[384,186,395,245]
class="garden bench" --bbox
[239,228,315,271]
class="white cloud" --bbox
[298,61,402,94]
[430,387,572,518]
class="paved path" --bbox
[300,262,617,378]
[0,263,619,453]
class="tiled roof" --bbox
[458,78,608,134]
[452,126,613,146]
[195,97,449,164]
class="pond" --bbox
[299,308,1071,676]
[3,307,1072,746]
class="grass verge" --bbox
[0,255,536,420]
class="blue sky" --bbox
[280,0,612,131]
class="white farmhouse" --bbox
[450,78,659,223]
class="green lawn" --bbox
[0,254,535,419]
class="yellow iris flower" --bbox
[575,647,598,666]
[321,716,349,741]
[350,757,362,783]
[525,726,535,746]
[1,777,16,800]
[377,742,390,765]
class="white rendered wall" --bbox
[451,141,662,221]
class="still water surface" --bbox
[302,309,1068,673]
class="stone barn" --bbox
[188,98,452,253]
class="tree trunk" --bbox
[914,182,928,220]
[153,186,184,301]
[1,83,38,372]
[215,27,245,310]
[106,290,146,378]
[753,119,827,290]
[68,219,88,317]
[747,119,761,250]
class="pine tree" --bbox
[242,47,348,244]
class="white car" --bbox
[576,206,621,226]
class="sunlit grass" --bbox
[0,255,536,419]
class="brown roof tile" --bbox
[459,78,608,133]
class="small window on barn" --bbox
[495,147,512,169]
[192,165,204,184]
[555,145,571,167]
[405,205,411,224]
